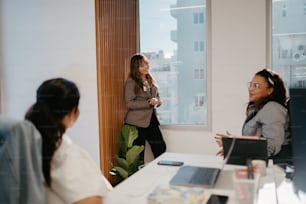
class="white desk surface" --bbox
[103,152,286,204]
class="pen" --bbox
[247,159,254,179]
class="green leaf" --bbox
[115,155,128,170]
[118,131,127,157]
[113,124,143,180]
[126,145,144,165]
[112,166,129,179]
[121,124,138,149]
[127,159,144,176]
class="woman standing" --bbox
[25,78,112,204]
[124,53,167,161]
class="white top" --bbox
[48,135,112,204]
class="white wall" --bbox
[0,0,100,163]
[0,0,268,163]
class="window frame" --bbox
[137,0,212,130]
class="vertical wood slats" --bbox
[95,0,137,185]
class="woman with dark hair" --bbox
[124,53,167,161]
[25,78,111,204]
[216,69,291,163]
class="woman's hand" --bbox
[215,134,223,147]
[216,148,224,156]
[215,130,233,147]
[148,98,161,106]
[215,130,233,156]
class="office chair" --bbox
[0,115,47,204]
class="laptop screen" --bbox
[222,137,268,165]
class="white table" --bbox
[103,152,284,204]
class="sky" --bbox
[139,0,177,58]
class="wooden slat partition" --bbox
[95,0,137,185]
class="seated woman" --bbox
[25,78,112,204]
[215,69,292,164]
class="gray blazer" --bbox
[242,101,291,157]
[124,77,161,128]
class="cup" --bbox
[232,169,260,204]
[251,160,266,176]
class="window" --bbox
[272,0,306,89]
[282,4,287,17]
[194,41,205,52]
[200,41,205,51]
[195,94,205,107]
[193,12,204,24]
[139,0,207,126]
[272,0,306,88]
[194,68,205,79]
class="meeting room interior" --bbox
[1,0,306,203]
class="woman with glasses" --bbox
[124,53,167,161]
[216,69,292,164]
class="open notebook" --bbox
[169,137,236,188]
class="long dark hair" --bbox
[246,69,287,120]
[25,78,80,187]
[129,53,157,93]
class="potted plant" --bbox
[110,124,144,180]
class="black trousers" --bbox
[133,113,166,161]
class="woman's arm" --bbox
[259,102,288,156]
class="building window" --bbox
[195,94,205,107]
[282,4,287,17]
[193,12,204,24]
[194,68,205,79]
[272,0,306,89]
[139,0,207,126]
[194,41,205,52]
[280,49,289,59]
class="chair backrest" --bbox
[288,88,306,193]
[0,115,47,204]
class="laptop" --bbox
[169,137,236,188]
[222,136,268,165]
